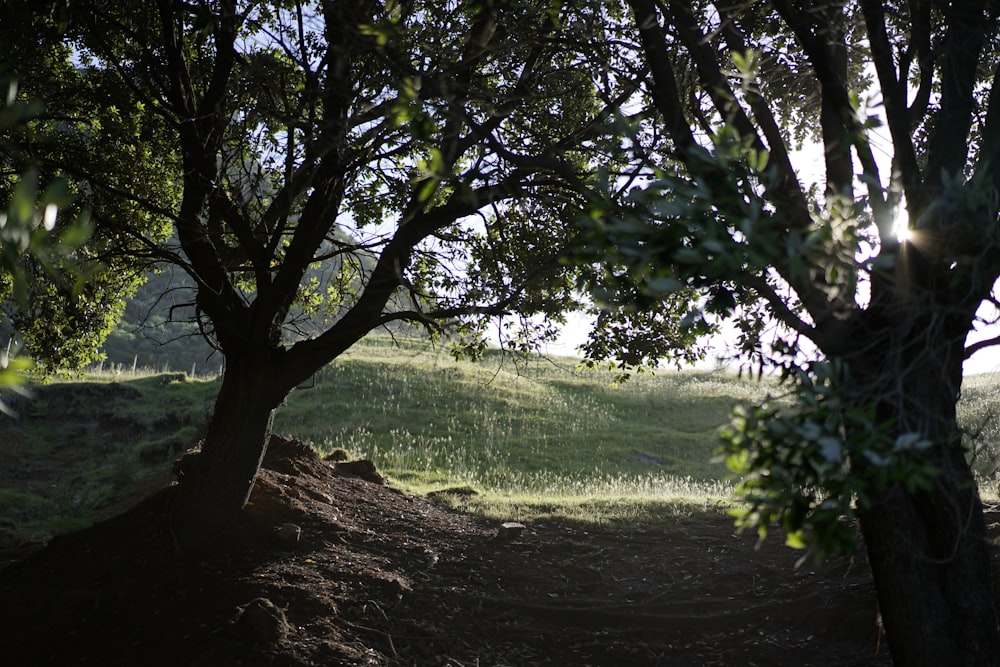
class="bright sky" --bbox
[966,311,1000,375]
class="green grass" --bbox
[274,337,778,519]
[955,373,1000,483]
[5,334,1000,540]
[0,373,218,538]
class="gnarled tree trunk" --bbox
[171,353,291,545]
[859,467,997,665]
[849,312,1000,665]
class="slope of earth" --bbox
[0,436,893,666]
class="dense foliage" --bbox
[1,0,708,543]
[0,75,99,410]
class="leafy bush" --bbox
[720,361,937,557]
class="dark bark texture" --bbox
[851,335,999,665]
[860,477,997,665]
[170,355,289,544]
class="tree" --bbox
[0,72,100,411]
[0,78,50,405]
[580,1,1000,663]
[0,11,153,376]
[6,0,709,542]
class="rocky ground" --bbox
[0,436,899,665]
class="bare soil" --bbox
[0,436,901,665]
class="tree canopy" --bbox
[0,73,98,411]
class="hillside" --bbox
[97,236,385,374]
[0,338,766,548]
[98,264,220,375]
[0,435,893,666]
[5,336,1000,548]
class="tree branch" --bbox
[905,0,934,125]
[714,1,798,186]
[974,58,1000,189]
[625,0,700,154]
[157,0,247,345]
[924,0,986,191]
[964,334,1000,360]
[740,272,817,341]
[628,0,855,347]
[772,0,891,231]
[860,0,923,209]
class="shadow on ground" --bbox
[1,436,897,666]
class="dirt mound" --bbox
[0,435,892,666]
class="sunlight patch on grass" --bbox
[278,338,759,491]
[17,335,1000,538]
[430,491,736,528]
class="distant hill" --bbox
[99,263,220,375]
[98,239,398,375]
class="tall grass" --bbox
[958,373,1000,486]
[0,373,217,537]
[273,337,775,510]
[275,337,1000,513]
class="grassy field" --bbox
[953,372,1000,493]
[3,335,1000,539]
[0,373,217,536]
[274,337,771,521]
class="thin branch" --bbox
[772,0,891,227]
[860,0,923,210]
[964,335,1000,360]
[905,0,934,125]
[924,0,987,190]
[626,0,700,153]
[974,58,1000,189]
[714,1,799,186]
[740,272,817,342]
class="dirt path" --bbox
[1,437,894,665]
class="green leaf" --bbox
[893,432,927,451]
[416,178,437,203]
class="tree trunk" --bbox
[850,338,1000,665]
[860,468,998,665]
[170,355,290,546]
